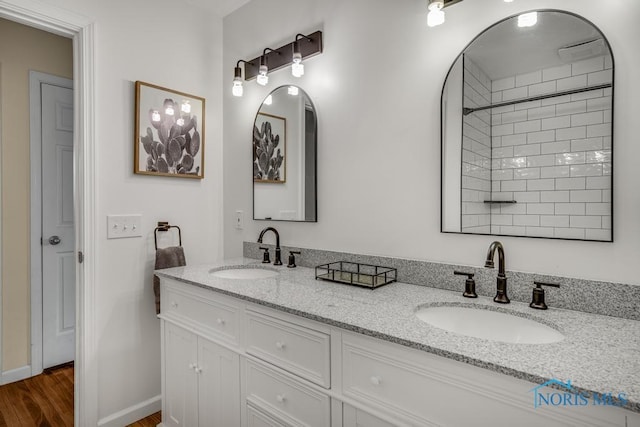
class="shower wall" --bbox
[489,55,612,240]
[461,56,492,233]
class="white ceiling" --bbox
[464,11,605,80]
[180,0,251,17]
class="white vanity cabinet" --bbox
[163,322,240,427]
[159,277,640,427]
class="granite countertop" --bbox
[156,257,640,413]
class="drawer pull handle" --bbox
[216,318,226,325]
[171,302,178,309]
[276,394,286,403]
[370,376,382,386]
[275,341,286,350]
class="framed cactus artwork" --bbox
[134,81,205,179]
[253,113,286,183]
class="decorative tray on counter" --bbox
[315,261,397,289]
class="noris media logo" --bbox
[530,379,628,409]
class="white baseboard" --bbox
[97,395,161,427]
[1,365,32,385]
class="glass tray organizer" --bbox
[315,261,397,289]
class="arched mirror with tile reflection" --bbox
[441,10,613,241]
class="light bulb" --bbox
[151,110,161,122]
[292,52,304,77]
[257,65,269,86]
[263,94,273,105]
[232,77,243,97]
[165,105,174,116]
[518,11,537,27]
[427,0,443,11]
[288,86,299,96]
[427,8,445,27]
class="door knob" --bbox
[48,236,61,245]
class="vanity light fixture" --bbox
[234,31,323,83]
[518,11,538,27]
[263,94,273,105]
[427,0,445,27]
[232,60,249,97]
[427,0,464,27]
[257,48,277,86]
[287,85,299,96]
[292,34,313,77]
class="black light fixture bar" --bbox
[243,31,323,81]
[443,0,464,7]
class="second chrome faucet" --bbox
[485,241,510,304]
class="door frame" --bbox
[0,1,97,425]
[29,71,74,377]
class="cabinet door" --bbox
[197,337,241,426]
[164,323,199,427]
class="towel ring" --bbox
[154,221,182,250]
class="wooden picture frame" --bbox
[134,81,205,179]
[253,112,286,183]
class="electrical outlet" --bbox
[235,210,244,230]
[107,215,143,239]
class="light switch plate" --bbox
[107,215,143,239]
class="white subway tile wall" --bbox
[461,56,492,232]
[466,54,612,239]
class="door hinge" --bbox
[78,251,84,263]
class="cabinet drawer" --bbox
[162,284,240,346]
[343,403,397,427]
[246,359,330,427]
[247,402,291,427]
[342,338,441,425]
[246,310,330,388]
[342,333,579,427]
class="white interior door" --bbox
[41,82,75,369]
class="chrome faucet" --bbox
[257,227,282,265]
[485,241,510,303]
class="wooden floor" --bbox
[0,365,161,426]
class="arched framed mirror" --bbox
[441,10,613,241]
[253,85,317,222]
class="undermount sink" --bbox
[209,267,279,280]
[415,305,564,344]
